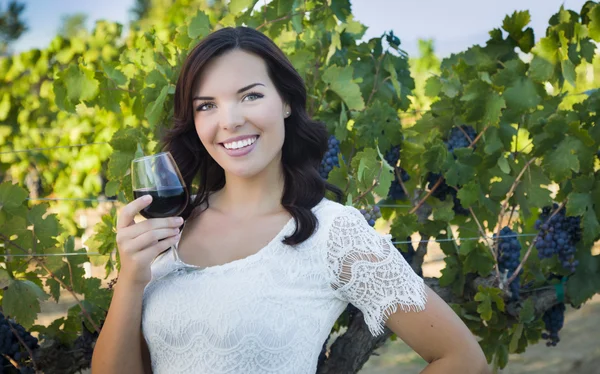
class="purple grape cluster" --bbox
[359,205,381,227]
[0,312,39,373]
[319,135,341,179]
[426,173,469,216]
[493,226,522,299]
[384,144,411,200]
[384,145,401,168]
[388,168,410,200]
[534,204,581,272]
[542,303,566,347]
[446,125,477,153]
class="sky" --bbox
[12,0,592,58]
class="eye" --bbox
[196,102,216,112]
[243,92,264,102]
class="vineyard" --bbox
[1,0,600,373]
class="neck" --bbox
[212,157,286,218]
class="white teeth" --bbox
[223,136,257,150]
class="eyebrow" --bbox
[192,83,265,101]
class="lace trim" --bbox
[325,206,427,336]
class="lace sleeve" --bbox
[325,205,427,337]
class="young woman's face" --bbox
[192,49,290,179]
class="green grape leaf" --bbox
[567,251,600,305]
[188,11,211,39]
[0,93,10,121]
[351,148,380,192]
[81,277,112,311]
[518,298,535,324]
[145,85,170,128]
[529,55,555,82]
[322,65,365,111]
[27,204,61,249]
[229,0,255,14]
[561,59,577,87]
[101,61,127,86]
[421,141,447,173]
[105,180,120,197]
[439,255,465,295]
[463,244,495,277]
[542,137,581,181]
[424,76,442,97]
[60,64,99,102]
[502,10,531,35]
[588,4,600,41]
[3,279,49,329]
[475,286,504,321]
[331,0,351,22]
[456,182,480,209]
[509,323,524,353]
[431,198,455,222]
[460,80,506,127]
[0,182,28,216]
[0,268,10,289]
[390,213,419,243]
[503,78,541,112]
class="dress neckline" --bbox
[171,212,296,273]
[171,198,329,273]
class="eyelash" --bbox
[195,91,264,112]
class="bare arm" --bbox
[91,280,152,374]
[385,286,490,374]
[91,195,181,374]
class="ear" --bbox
[283,103,291,118]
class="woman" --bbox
[91,27,489,374]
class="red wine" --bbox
[134,186,189,219]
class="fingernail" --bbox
[143,195,152,202]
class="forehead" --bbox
[195,49,271,94]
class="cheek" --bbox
[193,117,215,148]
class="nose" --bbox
[219,104,244,131]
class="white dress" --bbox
[141,198,427,373]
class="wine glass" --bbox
[131,152,189,219]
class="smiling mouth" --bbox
[220,136,259,150]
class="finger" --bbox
[116,195,153,230]
[127,228,182,253]
[137,233,181,264]
[124,216,184,241]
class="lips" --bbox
[219,136,259,157]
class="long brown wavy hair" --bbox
[160,26,343,245]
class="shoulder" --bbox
[314,197,359,222]
[314,198,369,231]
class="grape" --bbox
[541,303,566,347]
[319,135,341,179]
[383,144,411,201]
[384,145,401,168]
[359,205,382,227]
[388,167,410,200]
[0,312,39,372]
[493,226,522,299]
[446,125,477,153]
[426,173,469,216]
[534,204,581,272]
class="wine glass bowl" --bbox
[131,152,189,219]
